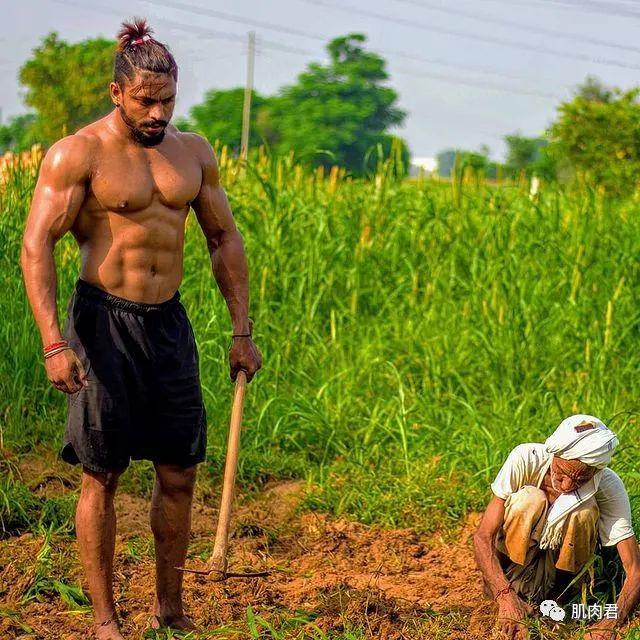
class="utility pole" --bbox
[240,31,256,162]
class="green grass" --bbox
[2,148,640,538]
[140,606,367,639]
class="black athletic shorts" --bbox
[60,279,207,473]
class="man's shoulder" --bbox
[41,132,99,180]
[500,442,548,477]
[173,129,216,163]
[506,442,547,463]
[48,131,98,153]
[598,468,627,497]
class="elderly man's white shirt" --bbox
[491,443,634,547]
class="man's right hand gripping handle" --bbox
[44,341,88,394]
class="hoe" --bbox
[177,370,269,581]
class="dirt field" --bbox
[0,455,636,639]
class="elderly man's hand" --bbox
[496,592,531,640]
[585,619,618,640]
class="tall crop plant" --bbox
[2,146,640,531]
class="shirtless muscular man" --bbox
[21,19,262,639]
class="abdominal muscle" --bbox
[74,202,189,304]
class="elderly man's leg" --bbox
[150,463,197,629]
[556,498,599,573]
[76,468,124,640]
[503,486,548,565]
[498,486,555,602]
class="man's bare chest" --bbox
[89,147,202,213]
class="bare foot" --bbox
[95,619,125,640]
[151,613,197,631]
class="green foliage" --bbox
[4,148,640,535]
[0,114,39,153]
[460,147,493,177]
[15,31,407,174]
[504,133,556,180]
[19,32,114,144]
[437,147,501,180]
[21,529,89,609]
[176,34,407,174]
[176,87,272,152]
[575,75,615,103]
[548,76,640,195]
[0,477,76,537]
[142,606,366,639]
[270,34,406,174]
[435,149,458,177]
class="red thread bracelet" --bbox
[44,340,68,355]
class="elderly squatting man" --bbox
[474,415,640,640]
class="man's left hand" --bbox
[229,336,262,382]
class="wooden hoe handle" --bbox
[207,370,247,574]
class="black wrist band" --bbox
[232,333,252,338]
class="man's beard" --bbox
[131,126,166,147]
[119,107,167,147]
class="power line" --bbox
[482,0,640,19]
[393,0,640,54]
[144,0,328,41]
[145,0,565,91]
[143,0,520,81]
[393,66,560,100]
[53,0,314,55]
[296,0,640,70]
[52,0,562,101]
[532,0,640,19]
[379,47,545,83]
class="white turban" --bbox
[544,414,618,469]
[540,414,619,550]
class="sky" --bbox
[1,0,640,160]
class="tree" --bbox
[268,34,407,174]
[548,79,640,194]
[20,33,114,144]
[436,149,458,177]
[436,147,501,180]
[0,114,39,153]
[574,75,614,103]
[504,133,555,180]
[175,88,272,153]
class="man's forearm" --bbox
[474,533,511,597]
[210,229,250,334]
[612,569,640,626]
[21,239,63,346]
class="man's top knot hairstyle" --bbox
[114,18,178,84]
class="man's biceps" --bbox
[34,196,81,234]
[195,192,234,229]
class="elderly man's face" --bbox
[551,456,597,493]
